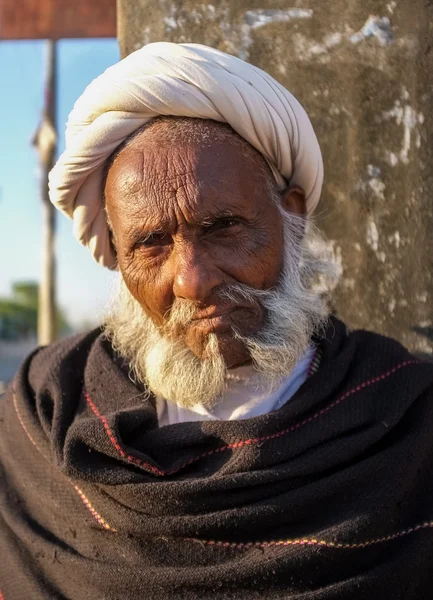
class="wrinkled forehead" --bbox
[104,133,276,224]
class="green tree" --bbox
[0,281,70,341]
[12,282,39,309]
[0,299,37,340]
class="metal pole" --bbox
[32,39,57,345]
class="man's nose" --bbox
[172,243,222,304]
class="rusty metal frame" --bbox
[0,0,116,40]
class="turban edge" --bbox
[49,42,323,269]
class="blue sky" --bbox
[0,39,119,328]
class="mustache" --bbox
[162,284,265,334]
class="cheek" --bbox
[119,255,173,325]
[221,225,283,289]
[265,236,285,286]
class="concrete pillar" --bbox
[118,0,433,356]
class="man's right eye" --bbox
[139,232,168,247]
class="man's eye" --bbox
[139,233,167,247]
[208,218,241,232]
[222,218,239,228]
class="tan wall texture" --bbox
[118,0,433,356]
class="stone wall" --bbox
[118,0,433,355]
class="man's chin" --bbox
[185,329,251,368]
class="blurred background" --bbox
[1,0,432,392]
[0,1,118,391]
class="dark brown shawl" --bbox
[1,317,433,599]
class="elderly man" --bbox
[1,43,433,600]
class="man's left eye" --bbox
[208,218,240,232]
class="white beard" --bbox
[104,213,336,411]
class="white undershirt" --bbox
[156,346,315,427]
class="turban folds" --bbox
[49,42,323,269]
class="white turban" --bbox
[49,42,323,269]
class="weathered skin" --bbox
[104,121,304,367]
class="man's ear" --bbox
[280,186,307,216]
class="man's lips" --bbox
[189,307,244,332]
[190,306,243,322]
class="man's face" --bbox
[105,132,286,368]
